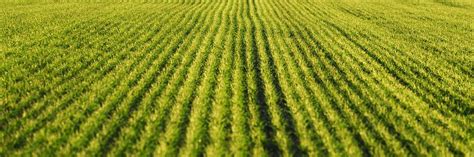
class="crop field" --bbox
[1,0,473,156]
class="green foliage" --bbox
[1,0,473,156]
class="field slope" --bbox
[1,0,473,156]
